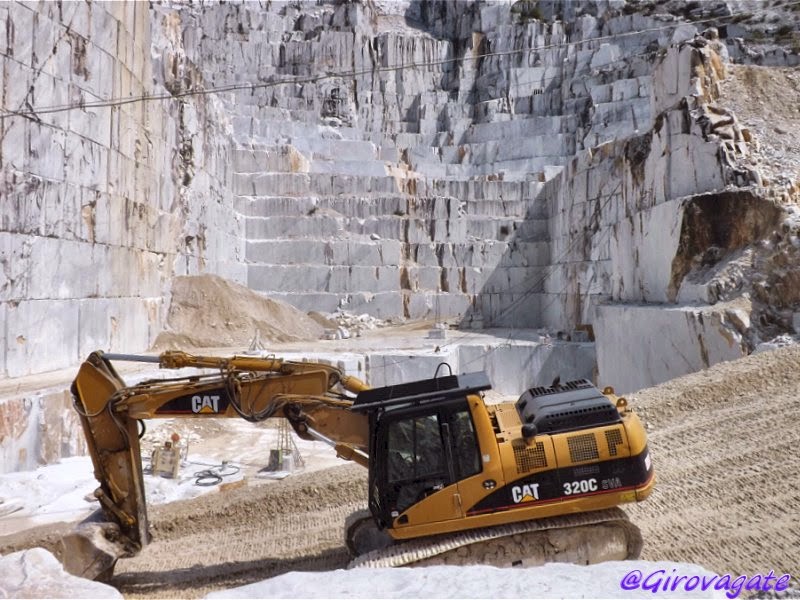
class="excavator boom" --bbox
[63,350,370,580]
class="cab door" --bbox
[445,401,498,516]
[380,410,462,526]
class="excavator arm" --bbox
[62,350,370,580]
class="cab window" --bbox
[387,415,446,482]
[448,408,481,480]
[386,414,447,512]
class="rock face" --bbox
[0,548,122,598]
[0,1,243,380]
[1,0,798,395]
[165,0,797,390]
[0,387,86,472]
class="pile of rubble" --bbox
[754,333,800,354]
[718,64,800,201]
[320,311,394,340]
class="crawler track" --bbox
[350,508,641,568]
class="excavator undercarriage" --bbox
[346,506,642,568]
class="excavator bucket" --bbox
[64,353,151,580]
[56,511,136,582]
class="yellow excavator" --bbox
[63,349,654,580]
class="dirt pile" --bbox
[152,275,324,350]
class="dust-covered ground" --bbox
[2,345,799,598]
[625,345,800,577]
[113,465,368,598]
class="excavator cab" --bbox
[353,372,491,531]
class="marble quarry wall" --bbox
[0,1,244,381]
[191,0,676,327]
[2,0,798,469]
[0,0,245,468]
[1,0,783,382]
[170,0,783,391]
[0,383,86,473]
[542,40,771,390]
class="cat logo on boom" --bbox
[191,395,220,414]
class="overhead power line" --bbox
[0,0,797,121]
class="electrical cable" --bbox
[0,1,796,121]
[191,461,241,487]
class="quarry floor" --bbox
[1,345,800,597]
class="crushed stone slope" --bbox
[113,465,368,598]
[625,345,800,576]
[719,65,800,191]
